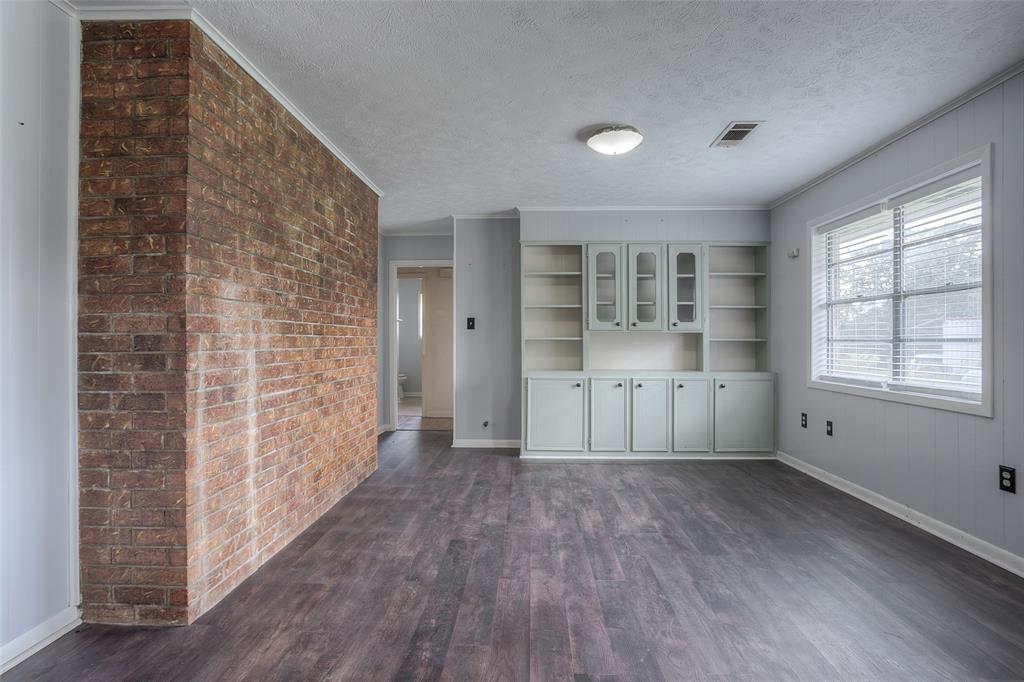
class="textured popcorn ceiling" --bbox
[179,1,1024,233]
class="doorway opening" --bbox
[394,264,453,431]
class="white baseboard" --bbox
[777,451,1024,580]
[452,438,521,449]
[423,411,453,419]
[1,607,80,674]
[403,391,422,397]
[520,453,775,460]
[377,424,394,435]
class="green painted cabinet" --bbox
[672,379,711,452]
[668,244,703,331]
[526,378,586,451]
[627,243,665,331]
[631,378,670,451]
[590,378,627,451]
[713,377,774,452]
[587,244,624,331]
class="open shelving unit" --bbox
[707,245,769,371]
[522,245,584,371]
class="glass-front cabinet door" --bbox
[587,244,623,330]
[668,244,703,331]
[627,243,665,330]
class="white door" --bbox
[631,378,669,451]
[672,379,710,452]
[526,378,586,451]
[713,378,774,452]
[590,378,627,451]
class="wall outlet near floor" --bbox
[826,420,833,437]
[801,412,807,428]
[1000,465,1016,494]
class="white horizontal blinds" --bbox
[891,175,983,396]
[812,171,984,401]
[817,209,894,383]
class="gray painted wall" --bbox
[1,0,78,664]
[770,74,1023,559]
[454,218,521,442]
[377,234,454,429]
[397,278,422,393]
[519,208,769,242]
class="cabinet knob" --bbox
[718,383,726,389]
[631,321,637,327]
[615,321,621,326]
[672,321,679,327]
[615,382,623,388]
[677,383,684,388]
[636,383,643,388]
[574,382,582,388]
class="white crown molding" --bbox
[66,1,383,197]
[777,451,1024,580]
[516,205,767,212]
[770,57,1024,210]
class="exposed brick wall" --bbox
[183,25,378,618]
[78,20,379,626]
[78,20,191,625]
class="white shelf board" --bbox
[524,304,582,309]
[525,336,583,341]
[710,337,767,342]
[710,305,767,309]
[523,271,582,277]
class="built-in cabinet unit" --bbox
[522,240,772,458]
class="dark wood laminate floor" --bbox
[8,430,1024,681]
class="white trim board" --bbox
[66,2,383,197]
[0,608,80,674]
[777,451,1024,580]
[452,439,521,449]
[377,424,394,435]
[520,453,775,460]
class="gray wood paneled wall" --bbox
[770,74,1024,558]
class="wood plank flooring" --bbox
[8,430,1024,680]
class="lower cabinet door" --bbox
[590,379,627,451]
[713,378,774,452]
[672,379,710,452]
[631,378,670,452]
[526,378,586,451]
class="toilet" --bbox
[398,373,407,400]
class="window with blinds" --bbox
[811,165,987,412]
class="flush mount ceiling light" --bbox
[586,125,643,155]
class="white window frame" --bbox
[806,145,993,417]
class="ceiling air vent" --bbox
[710,121,762,148]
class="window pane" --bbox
[834,251,894,299]
[902,177,982,244]
[895,341,982,393]
[830,299,892,339]
[827,341,892,381]
[903,230,981,292]
[902,289,981,340]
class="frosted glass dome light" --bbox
[586,125,644,155]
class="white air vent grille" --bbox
[711,121,762,148]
